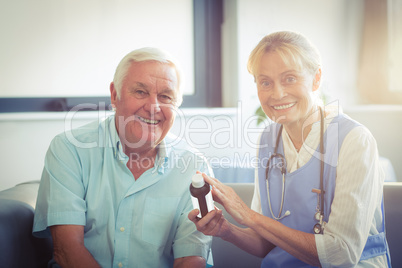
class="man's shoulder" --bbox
[51,116,111,150]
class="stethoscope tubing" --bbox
[265,107,325,232]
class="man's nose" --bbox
[144,94,161,113]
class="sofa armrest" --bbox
[384,182,402,268]
[0,181,53,268]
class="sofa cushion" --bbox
[212,183,262,268]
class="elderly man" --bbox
[33,48,213,267]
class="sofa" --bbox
[1,181,401,268]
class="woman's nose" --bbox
[271,84,286,100]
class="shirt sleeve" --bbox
[251,132,263,214]
[251,167,262,214]
[33,134,87,238]
[315,126,384,267]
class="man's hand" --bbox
[188,206,231,239]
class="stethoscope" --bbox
[265,107,325,234]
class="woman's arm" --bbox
[188,207,274,258]
[247,210,320,265]
[315,126,384,266]
[204,175,321,266]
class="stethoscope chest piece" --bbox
[313,223,322,234]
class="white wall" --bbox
[222,0,364,115]
[0,0,195,97]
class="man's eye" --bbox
[134,90,148,98]
[159,94,174,104]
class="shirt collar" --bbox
[107,115,126,160]
[107,115,171,173]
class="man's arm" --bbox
[50,225,101,268]
[173,256,206,268]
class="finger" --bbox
[197,209,224,234]
[197,208,218,225]
[202,173,220,187]
[188,209,200,222]
[196,208,223,230]
[211,184,225,201]
[210,186,224,205]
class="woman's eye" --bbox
[286,76,296,83]
[260,81,271,87]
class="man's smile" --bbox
[137,115,160,125]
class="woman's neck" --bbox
[284,107,322,152]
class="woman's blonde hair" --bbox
[247,31,322,77]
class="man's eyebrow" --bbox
[160,88,176,94]
[134,82,148,89]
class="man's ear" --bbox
[312,68,322,92]
[110,82,118,105]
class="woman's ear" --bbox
[312,68,322,92]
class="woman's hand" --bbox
[201,173,254,227]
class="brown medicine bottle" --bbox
[189,174,214,218]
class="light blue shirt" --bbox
[33,115,213,268]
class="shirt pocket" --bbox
[142,196,181,246]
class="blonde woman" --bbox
[189,31,391,267]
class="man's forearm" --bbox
[50,225,101,268]
[53,243,101,268]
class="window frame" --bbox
[0,0,222,113]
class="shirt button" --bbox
[120,227,125,232]
[118,262,123,268]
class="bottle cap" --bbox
[191,174,205,188]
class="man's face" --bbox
[110,61,179,152]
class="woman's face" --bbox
[255,51,320,128]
